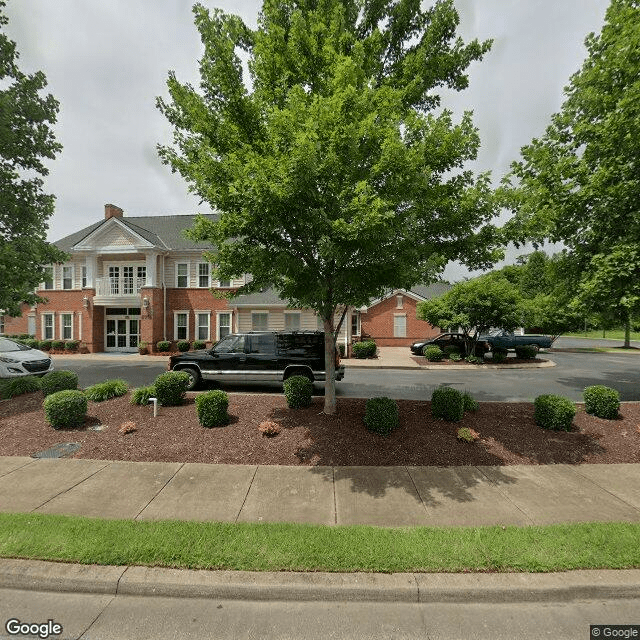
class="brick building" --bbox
[1,204,447,352]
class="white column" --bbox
[145,253,158,287]
[85,255,97,288]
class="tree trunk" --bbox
[323,318,337,415]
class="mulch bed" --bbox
[409,356,548,366]
[1,392,639,466]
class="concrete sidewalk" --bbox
[1,456,639,527]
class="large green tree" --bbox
[0,2,66,316]
[158,0,503,413]
[504,0,640,347]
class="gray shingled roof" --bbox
[229,287,288,307]
[409,282,451,300]
[53,214,218,252]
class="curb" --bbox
[344,360,556,371]
[1,559,639,603]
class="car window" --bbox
[0,338,30,353]
[279,334,323,357]
[248,334,276,354]
[213,335,245,354]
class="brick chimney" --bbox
[104,203,124,219]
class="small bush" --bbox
[431,386,465,422]
[465,354,482,364]
[259,420,281,437]
[363,396,399,436]
[156,340,171,352]
[423,345,444,361]
[4,376,41,398]
[352,340,376,359]
[41,370,78,396]
[192,340,206,350]
[154,371,189,406]
[442,345,461,359]
[491,350,507,363]
[449,352,462,362]
[177,340,191,352]
[85,379,128,402]
[51,340,65,350]
[534,394,576,431]
[64,340,80,351]
[131,385,156,406]
[338,344,346,357]
[515,345,538,359]
[462,391,479,412]
[457,427,480,443]
[23,338,39,349]
[38,340,52,351]
[283,375,313,408]
[44,389,87,429]
[195,390,229,428]
[583,385,620,420]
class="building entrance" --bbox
[104,307,141,352]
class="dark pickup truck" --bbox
[478,329,552,352]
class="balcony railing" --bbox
[95,276,146,298]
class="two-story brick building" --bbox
[1,204,447,352]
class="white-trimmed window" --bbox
[42,313,54,340]
[284,312,301,330]
[82,266,87,288]
[176,263,189,288]
[174,311,189,340]
[393,314,406,338]
[351,313,360,337]
[43,266,54,290]
[198,263,210,288]
[195,311,210,342]
[217,312,231,340]
[60,313,73,340]
[251,312,268,331]
[217,278,231,288]
[0,315,4,335]
[396,294,404,309]
[62,266,74,290]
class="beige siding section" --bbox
[236,308,347,336]
[166,254,248,289]
[95,225,139,249]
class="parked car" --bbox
[410,333,488,356]
[169,331,345,390]
[0,337,54,379]
[479,329,552,352]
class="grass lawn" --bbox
[562,329,640,342]
[0,513,639,573]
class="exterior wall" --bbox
[30,290,86,343]
[0,304,31,335]
[360,294,439,346]
[236,308,320,333]
[164,254,246,289]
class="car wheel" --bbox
[180,366,201,391]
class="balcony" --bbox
[93,276,146,306]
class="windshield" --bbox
[0,338,31,353]
[212,335,245,354]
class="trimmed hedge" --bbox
[85,379,128,402]
[44,389,87,429]
[154,371,190,406]
[423,345,444,361]
[38,340,52,351]
[192,340,206,350]
[40,370,78,396]
[583,385,620,420]
[23,338,39,349]
[515,345,537,359]
[131,385,156,406]
[195,390,230,428]
[462,391,479,412]
[177,340,191,352]
[363,397,399,436]
[491,350,507,363]
[64,340,80,351]
[156,340,171,352]
[442,345,461,358]
[283,375,313,409]
[431,387,465,422]
[3,376,41,398]
[352,340,376,359]
[51,340,65,350]
[534,394,576,431]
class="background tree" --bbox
[0,1,66,316]
[503,0,640,347]
[158,0,503,413]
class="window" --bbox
[351,313,360,337]
[177,263,188,288]
[136,266,146,291]
[43,313,54,340]
[251,312,268,331]
[393,315,406,338]
[248,334,276,354]
[174,312,188,340]
[82,266,87,288]
[198,263,210,288]
[61,313,73,340]
[196,312,210,341]
[43,266,54,290]
[396,295,404,309]
[62,266,73,290]
[217,312,231,340]
[213,334,245,354]
[0,315,4,335]
[284,312,301,330]
[218,278,231,288]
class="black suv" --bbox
[169,331,345,390]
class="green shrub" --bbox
[442,345,461,359]
[64,340,80,351]
[515,345,538,359]
[431,387,465,422]
[138,341,148,353]
[363,396,399,436]
[192,340,206,350]
[534,394,576,431]
[465,354,483,364]
[40,370,78,396]
[423,345,444,361]
[195,390,230,427]
[85,379,128,402]
[462,391,479,412]
[131,385,156,406]
[44,389,87,429]
[156,340,171,352]
[583,385,620,419]
[177,340,191,352]
[38,340,52,351]
[51,340,65,350]
[352,340,376,359]
[23,338,39,348]
[4,376,41,398]
[153,371,190,406]
[283,375,313,408]
[338,344,346,357]
[449,352,462,362]
[491,350,507,363]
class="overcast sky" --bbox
[4,0,610,281]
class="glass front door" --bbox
[105,313,139,351]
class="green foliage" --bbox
[514,345,538,359]
[130,385,157,406]
[195,390,230,428]
[423,345,444,361]
[534,395,576,431]
[583,385,620,420]
[283,375,313,409]
[352,341,376,359]
[40,370,78,396]
[3,375,41,398]
[64,340,80,351]
[192,340,206,350]
[153,371,189,406]
[44,390,87,429]
[0,4,67,316]
[449,352,462,362]
[442,345,461,358]
[465,354,482,364]
[491,350,507,363]
[363,397,399,437]
[456,427,477,443]
[177,340,191,352]
[51,340,64,350]
[431,387,465,422]
[23,338,38,348]
[84,379,128,403]
[462,391,479,412]
[38,340,52,351]
[156,341,171,352]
